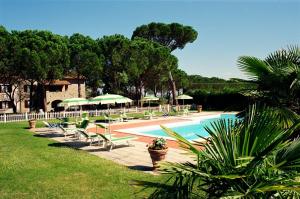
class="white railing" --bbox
[0,106,155,123]
[0,105,190,123]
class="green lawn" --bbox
[0,121,162,198]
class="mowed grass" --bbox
[0,121,161,198]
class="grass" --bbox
[0,121,163,198]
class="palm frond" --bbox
[237,56,272,80]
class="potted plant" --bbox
[28,118,37,129]
[148,137,168,170]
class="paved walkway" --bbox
[33,112,224,173]
[34,128,195,173]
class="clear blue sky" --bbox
[1,0,299,79]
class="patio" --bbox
[33,111,223,173]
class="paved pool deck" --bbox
[33,111,225,173]
[88,111,224,148]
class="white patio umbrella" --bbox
[141,95,159,108]
[176,94,193,106]
[89,93,132,105]
[58,98,90,108]
[89,93,132,134]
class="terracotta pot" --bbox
[148,148,168,170]
[28,120,37,129]
[197,105,202,113]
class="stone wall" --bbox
[46,82,86,112]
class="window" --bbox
[48,85,63,92]
[24,85,30,93]
[0,101,12,109]
[24,100,30,108]
[0,85,12,93]
[24,85,36,93]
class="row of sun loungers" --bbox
[43,120,136,151]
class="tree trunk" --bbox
[169,71,178,105]
[8,95,17,113]
[167,90,171,104]
[12,103,17,113]
[154,85,157,97]
[77,73,81,98]
[42,85,47,112]
[29,82,33,112]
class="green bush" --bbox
[188,89,250,111]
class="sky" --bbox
[0,0,299,79]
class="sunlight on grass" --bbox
[0,121,162,198]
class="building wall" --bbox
[46,81,86,112]
[0,92,13,113]
[0,79,86,113]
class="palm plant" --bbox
[237,46,300,113]
[144,105,300,198]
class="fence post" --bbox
[63,111,66,118]
[4,114,6,123]
[45,112,48,120]
[25,112,28,121]
[135,106,138,113]
[167,104,170,113]
[159,105,162,112]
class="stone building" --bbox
[0,76,85,113]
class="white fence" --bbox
[0,105,191,123]
[0,105,186,123]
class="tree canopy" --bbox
[132,22,198,105]
[132,22,198,51]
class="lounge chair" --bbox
[162,110,169,117]
[76,118,89,129]
[60,119,90,138]
[76,112,89,126]
[120,112,134,121]
[104,113,122,123]
[183,108,190,116]
[77,129,104,146]
[96,123,136,151]
[171,107,179,116]
[143,111,153,120]
[43,121,59,128]
[57,117,75,128]
[59,125,77,138]
[98,133,136,151]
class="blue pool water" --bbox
[140,114,237,140]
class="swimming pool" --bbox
[119,114,237,141]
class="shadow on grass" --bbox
[85,144,132,152]
[33,133,64,138]
[128,165,153,172]
[48,142,84,150]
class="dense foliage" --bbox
[144,105,300,198]
[238,46,300,113]
[0,23,198,112]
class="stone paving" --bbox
[34,128,195,173]
[33,112,227,173]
